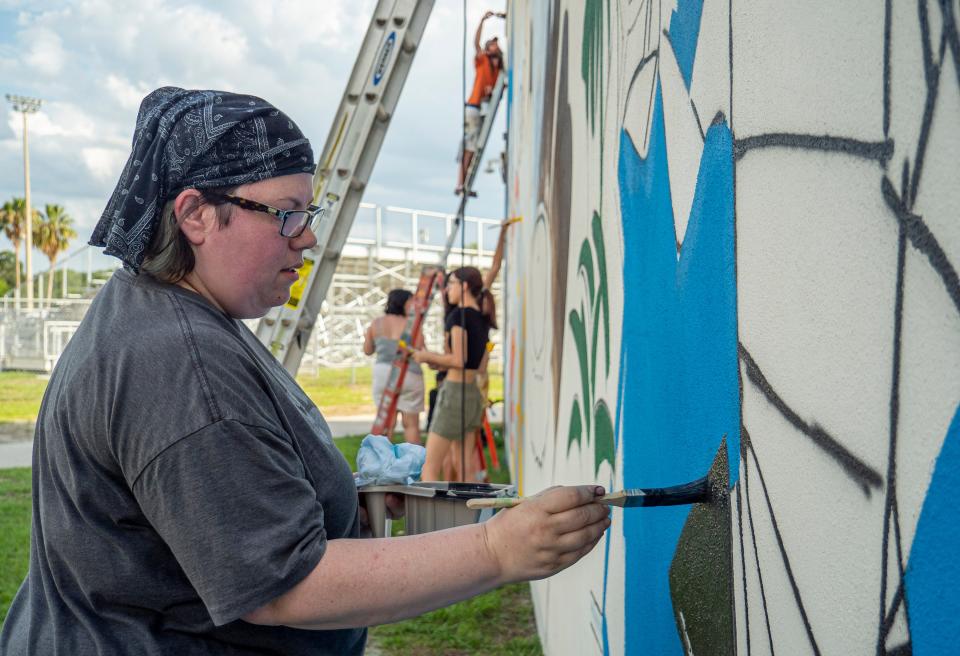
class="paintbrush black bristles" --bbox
[599,476,712,507]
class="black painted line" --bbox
[881,177,960,316]
[643,0,653,52]
[880,579,905,643]
[918,0,936,88]
[690,98,706,142]
[938,16,948,65]
[886,642,912,656]
[942,0,960,91]
[893,497,912,634]
[877,224,907,655]
[901,159,910,205]
[908,70,940,208]
[737,480,752,656]
[728,0,734,128]
[733,133,894,163]
[589,621,602,652]
[746,435,822,656]
[625,0,644,38]
[628,48,660,94]
[644,58,659,153]
[883,0,892,138]
[908,0,941,208]
[738,344,885,494]
[742,436,776,656]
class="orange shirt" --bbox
[467,53,500,106]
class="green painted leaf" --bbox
[593,399,615,477]
[578,239,595,310]
[590,211,610,382]
[568,397,583,455]
[569,305,592,442]
[581,0,604,135]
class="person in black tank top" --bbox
[413,266,497,481]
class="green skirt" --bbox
[428,380,485,440]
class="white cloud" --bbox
[4,101,98,139]
[81,147,127,183]
[21,26,65,75]
[104,75,151,111]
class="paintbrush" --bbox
[465,475,713,510]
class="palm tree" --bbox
[0,199,26,299]
[34,204,77,304]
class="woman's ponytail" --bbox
[479,287,498,329]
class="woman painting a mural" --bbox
[413,266,496,481]
[0,87,610,656]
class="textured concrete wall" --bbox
[502,1,959,654]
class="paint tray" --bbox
[358,482,515,538]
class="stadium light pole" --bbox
[6,94,43,310]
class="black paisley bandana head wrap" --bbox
[89,87,316,271]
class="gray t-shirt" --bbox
[0,269,365,655]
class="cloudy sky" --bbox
[0,0,508,271]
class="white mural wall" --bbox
[501,1,960,654]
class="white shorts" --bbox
[372,362,425,414]
[463,105,482,152]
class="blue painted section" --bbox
[668,0,704,89]
[615,84,738,653]
[906,404,960,655]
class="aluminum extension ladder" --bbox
[256,0,435,375]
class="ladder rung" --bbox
[374,17,387,27]
[393,16,405,27]
[281,318,292,327]
[337,168,350,178]
[401,35,418,53]
[349,179,366,192]
[347,93,360,104]
[364,92,378,103]
[376,105,391,122]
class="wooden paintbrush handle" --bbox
[466,497,523,509]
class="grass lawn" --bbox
[0,364,504,423]
[0,468,31,622]
[0,430,540,655]
[0,373,49,423]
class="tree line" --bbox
[0,197,77,301]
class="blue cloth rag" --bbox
[355,434,426,486]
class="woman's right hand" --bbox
[481,485,610,584]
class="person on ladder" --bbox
[455,10,505,195]
[364,288,425,444]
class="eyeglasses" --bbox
[211,193,325,238]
